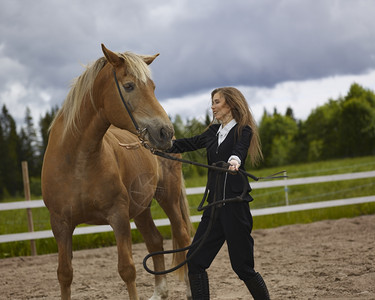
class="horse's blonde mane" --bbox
[50,52,152,139]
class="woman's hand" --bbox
[228,159,240,171]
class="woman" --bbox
[167,87,270,299]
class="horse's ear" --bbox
[101,44,124,67]
[142,54,160,65]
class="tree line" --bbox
[0,83,374,200]
[259,83,375,166]
[0,105,58,199]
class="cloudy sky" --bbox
[1,0,375,127]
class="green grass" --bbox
[1,155,375,258]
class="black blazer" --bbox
[168,124,253,202]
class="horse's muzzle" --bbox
[145,123,174,150]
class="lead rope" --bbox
[143,162,230,275]
[142,154,287,275]
[151,149,286,181]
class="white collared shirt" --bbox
[217,119,237,145]
[217,119,241,165]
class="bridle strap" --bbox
[112,69,148,140]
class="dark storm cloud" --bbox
[0,0,374,123]
[151,0,375,98]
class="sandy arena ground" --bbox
[1,214,374,299]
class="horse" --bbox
[41,44,193,300]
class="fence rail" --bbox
[1,170,375,244]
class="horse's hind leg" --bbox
[134,208,168,300]
[155,181,192,299]
[50,214,74,300]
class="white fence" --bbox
[1,170,375,245]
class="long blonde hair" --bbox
[211,87,263,166]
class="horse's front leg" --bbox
[109,211,139,300]
[134,208,168,300]
[50,213,74,300]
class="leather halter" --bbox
[112,68,149,146]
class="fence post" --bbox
[21,161,37,256]
[284,171,289,206]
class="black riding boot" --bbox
[245,272,270,300]
[188,272,210,300]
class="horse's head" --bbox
[99,44,174,150]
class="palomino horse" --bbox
[42,44,192,300]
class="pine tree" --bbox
[38,106,58,170]
[19,107,39,177]
[0,105,22,198]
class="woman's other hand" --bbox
[228,159,240,171]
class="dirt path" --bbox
[1,214,374,299]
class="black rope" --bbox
[153,150,286,181]
[142,154,287,275]
[143,162,229,275]
[143,202,216,275]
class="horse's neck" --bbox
[78,108,109,151]
[54,106,109,159]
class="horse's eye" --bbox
[123,82,135,92]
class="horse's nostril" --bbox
[160,127,173,141]
[160,127,167,140]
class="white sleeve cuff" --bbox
[228,155,241,165]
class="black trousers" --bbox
[187,201,257,281]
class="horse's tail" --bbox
[172,173,194,280]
